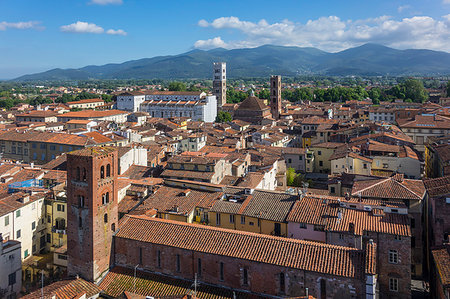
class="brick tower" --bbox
[66,147,118,282]
[213,62,227,110]
[270,75,281,119]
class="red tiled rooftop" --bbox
[117,215,369,279]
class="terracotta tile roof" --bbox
[329,151,373,163]
[66,119,93,124]
[237,96,269,111]
[21,278,102,299]
[215,188,298,222]
[99,266,257,298]
[67,98,104,105]
[60,109,128,119]
[432,246,450,286]
[120,165,153,180]
[398,114,450,129]
[161,169,215,180]
[68,146,117,157]
[16,110,58,118]
[116,215,368,279]
[132,185,221,216]
[82,131,112,143]
[0,130,95,146]
[286,196,411,237]
[424,175,450,197]
[351,175,425,200]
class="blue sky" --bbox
[0,0,449,78]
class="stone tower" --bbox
[270,75,281,119]
[213,62,227,110]
[66,147,118,282]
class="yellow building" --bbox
[208,187,297,237]
[44,184,67,253]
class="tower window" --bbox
[111,223,115,232]
[198,258,202,276]
[78,216,82,228]
[82,168,87,182]
[279,272,285,293]
[157,250,161,268]
[104,213,108,223]
[106,164,111,177]
[220,262,224,281]
[243,268,248,285]
[100,166,105,179]
[76,167,81,181]
[78,195,84,208]
[176,254,181,272]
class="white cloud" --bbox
[397,5,411,13]
[106,29,127,36]
[89,0,122,5]
[194,15,450,52]
[60,21,104,34]
[443,0,450,4]
[194,37,228,49]
[60,21,127,36]
[0,21,41,31]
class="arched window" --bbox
[100,166,105,179]
[111,223,116,232]
[104,213,108,223]
[106,192,110,204]
[76,167,81,181]
[82,168,87,182]
[106,164,111,177]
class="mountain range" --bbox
[14,44,450,81]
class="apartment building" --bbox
[351,174,426,278]
[0,130,97,164]
[67,98,105,110]
[0,236,21,299]
[15,110,58,123]
[398,114,450,152]
[161,153,232,184]
[287,195,411,298]
[0,192,46,261]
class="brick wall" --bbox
[114,237,366,298]
[67,149,118,282]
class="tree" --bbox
[258,89,270,100]
[388,79,428,103]
[286,167,296,186]
[168,82,187,91]
[215,111,232,123]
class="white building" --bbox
[140,91,217,122]
[116,91,146,112]
[0,235,21,298]
[0,192,46,262]
[369,108,395,123]
[117,91,217,122]
[118,147,148,175]
[180,133,207,152]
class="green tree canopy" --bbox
[168,82,187,91]
[215,111,232,123]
